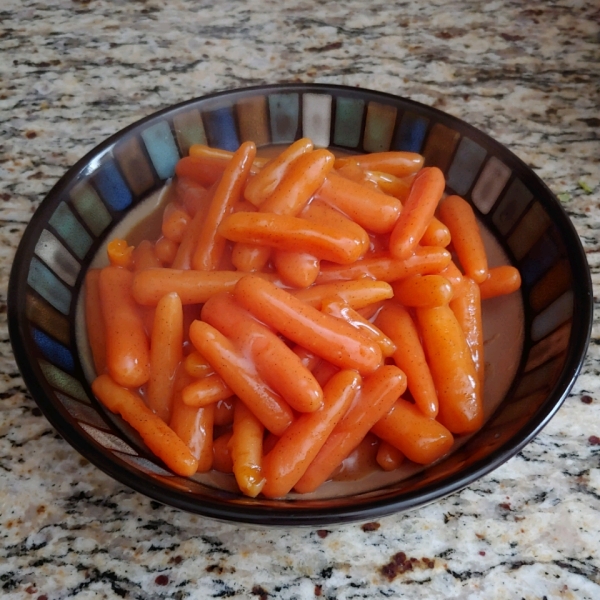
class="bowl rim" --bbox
[8,83,594,526]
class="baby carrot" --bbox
[261,369,362,498]
[315,172,402,234]
[231,242,271,273]
[191,141,257,271]
[316,247,451,284]
[416,304,483,434]
[212,431,234,473]
[188,320,294,436]
[371,398,454,465]
[294,365,406,493]
[99,266,150,388]
[84,269,106,376]
[169,369,214,472]
[244,138,314,206]
[421,216,452,248]
[293,279,393,310]
[450,276,484,385]
[107,238,134,269]
[272,250,320,288]
[174,177,210,217]
[375,302,439,418]
[182,373,233,408]
[439,260,464,292]
[132,240,162,271]
[183,350,213,378]
[376,441,405,471]
[154,236,178,266]
[391,274,454,308]
[214,397,235,427]
[234,276,384,375]
[201,292,323,413]
[146,292,183,422]
[479,265,522,299]
[229,399,266,498]
[92,374,198,477]
[334,151,424,178]
[162,203,191,244]
[370,171,415,202]
[389,166,445,260]
[259,149,335,215]
[438,194,488,283]
[219,211,370,265]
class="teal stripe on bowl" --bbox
[531,290,574,342]
[70,183,112,237]
[333,97,365,148]
[302,93,332,148]
[34,229,80,287]
[141,121,180,180]
[269,93,300,144]
[446,137,487,196]
[39,360,90,403]
[27,257,72,315]
[48,202,93,260]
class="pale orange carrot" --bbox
[479,265,522,299]
[391,274,454,308]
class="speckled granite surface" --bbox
[1,1,600,598]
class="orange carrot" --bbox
[154,236,178,266]
[162,203,191,244]
[231,242,271,273]
[261,369,362,498]
[334,151,424,178]
[292,279,393,310]
[84,269,107,376]
[371,398,454,464]
[99,266,150,388]
[229,400,266,497]
[147,292,183,422]
[107,239,134,269]
[376,441,405,471]
[92,374,198,476]
[183,350,214,378]
[214,398,235,427]
[213,431,234,472]
[188,319,294,436]
[391,274,454,308]
[416,304,483,434]
[294,365,406,493]
[272,250,320,288]
[182,373,233,408]
[234,276,383,375]
[375,302,439,418]
[389,166,445,259]
[479,265,522,299]
[421,217,452,248]
[192,141,257,271]
[438,194,488,284]
[132,240,161,271]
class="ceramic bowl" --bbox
[8,84,592,526]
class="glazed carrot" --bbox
[183,350,214,378]
[293,279,393,310]
[336,160,380,191]
[315,172,402,234]
[169,369,214,472]
[214,398,235,427]
[375,302,439,418]
[99,266,150,388]
[391,274,454,308]
[231,242,271,272]
[311,360,339,388]
[188,320,294,436]
[292,345,322,372]
[229,400,266,497]
[389,166,445,260]
[132,268,257,305]
[244,138,314,206]
[107,238,134,269]
[261,369,362,498]
[147,292,183,422]
[334,151,424,178]
[213,431,234,472]
[416,304,483,434]
[132,240,161,271]
[162,203,191,244]
[479,265,522,299]
[188,144,267,169]
[321,297,396,358]
[259,149,335,215]
[438,194,488,284]
[376,441,405,471]
[92,374,198,476]
[439,260,464,292]
[201,292,323,413]
[84,269,106,376]
[371,398,454,465]
[234,276,383,375]
[315,247,451,284]
[174,177,210,217]
[219,211,370,265]
[154,236,178,266]
[192,141,257,271]
[370,171,415,202]
[450,276,484,385]
[182,373,233,408]
[421,217,452,248]
[294,365,406,493]
[272,250,320,288]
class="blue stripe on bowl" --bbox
[203,106,240,152]
[32,328,75,373]
[48,202,93,260]
[393,112,429,153]
[141,121,181,180]
[93,161,133,212]
[27,257,72,315]
[519,232,563,287]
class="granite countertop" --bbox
[1,1,599,598]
